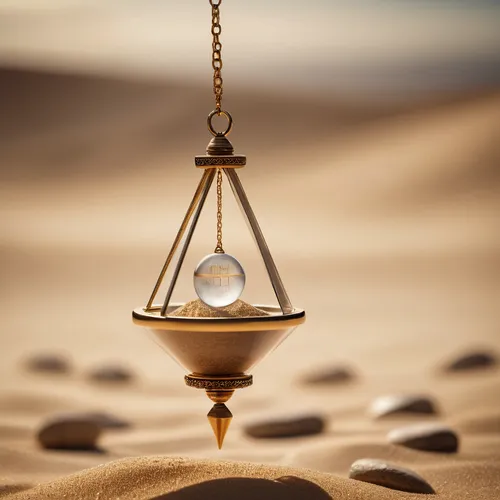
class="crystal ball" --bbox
[194,253,246,308]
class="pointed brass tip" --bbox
[207,403,233,449]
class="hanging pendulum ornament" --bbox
[132,0,305,449]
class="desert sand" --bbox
[0,67,500,499]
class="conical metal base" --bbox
[207,403,232,449]
[133,311,305,450]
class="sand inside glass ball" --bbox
[170,299,269,318]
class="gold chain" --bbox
[210,0,223,112]
[210,1,224,253]
[214,169,224,253]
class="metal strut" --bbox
[161,169,216,315]
[145,169,213,312]
[224,168,293,314]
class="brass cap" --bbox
[207,134,234,155]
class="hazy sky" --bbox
[1,0,500,7]
[0,1,499,97]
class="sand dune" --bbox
[1,67,500,498]
[1,66,496,178]
[6,455,500,500]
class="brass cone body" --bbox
[134,308,304,449]
[207,403,233,449]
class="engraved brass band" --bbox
[185,373,253,390]
[195,155,246,168]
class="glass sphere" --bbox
[194,253,246,308]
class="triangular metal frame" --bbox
[145,167,293,316]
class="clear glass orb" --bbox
[194,253,246,308]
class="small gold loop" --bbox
[207,109,233,136]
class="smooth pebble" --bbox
[388,423,459,453]
[245,414,325,439]
[301,365,355,385]
[37,414,101,450]
[370,394,438,418]
[88,365,134,383]
[25,353,71,374]
[349,458,435,494]
[444,351,497,372]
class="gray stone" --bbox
[370,395,438,418]
[388,423,459,453]
[25,354,71,374]
[245,414,325,439]
[37,415,101,450]
[88,365,133,383]
[444,351,497,372]
[301,365,355,385]
[349,458,435,494]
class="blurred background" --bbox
[1,0,500,384]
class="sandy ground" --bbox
[0,67,499,499]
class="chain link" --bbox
[210,0,223,112]
[214,169,224,253]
